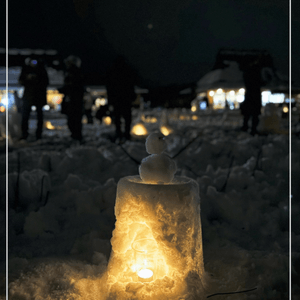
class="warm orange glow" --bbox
[45,121,55,130]
[191,105,197,112]
[105,174,205,299]
[283,106,288,113]
[141,114,157,123]
[46,90,63,106]
[103,116,112,125]
[138,269,153,280]
[160,125,173,136]
[0,106,5,113]
[192,115,198,120]
[131,123,148,136]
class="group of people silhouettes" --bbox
[18,54,137,144]
[17,54,266,143]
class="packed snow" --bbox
[1,108,299,299]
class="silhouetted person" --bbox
[240,58,263,135]
[83,89,94,124]
[106,56,138,142]
[13,90,22,113]
[58,56,84,141]
[18,58,49,140]
[95,104,110,124]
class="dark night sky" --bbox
[4,0,299,87]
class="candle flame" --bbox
[138,269,153,279]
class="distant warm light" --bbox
[209,91,214,96]
[239,88,245,94]
[192,115,198,120]
[0,106,5,113]
[191,105,197,112]
[103,116,112,125]
[45,121,55,130]
[217,88,223,94]
[283,106,288,113]
[229,90,235,96]
[141,115,157,123]
[131,123,148,136]
[95,98,107,107]
[160,125,173,136]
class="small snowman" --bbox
[139,132,177,184]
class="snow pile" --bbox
[1,111,298,299]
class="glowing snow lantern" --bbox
[103,116,112,125]
[45,121,55,130]
[160,124,173,136]
[106,132,206,299]
[131,122,148,136]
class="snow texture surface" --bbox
[2,107,299,300]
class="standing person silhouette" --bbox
[240,57,264,135]
[58,55,84,142]
[18,58,49,141]
[105,55,138,143]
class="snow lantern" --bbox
[44,121,55,130]
[103,116,112,125]
[160,124,173,136]
[106,132,206,299]
[131,121,148,137]
[160,110,174,136]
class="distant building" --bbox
[0,48,148,111]
[193,48,299,110]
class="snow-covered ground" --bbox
[1,108,299,299]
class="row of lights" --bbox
[208,88,245,96]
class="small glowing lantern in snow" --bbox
[106,132,206,299]
[103,116,112,125]
[45,121,55,130]
[131,122,148,137]
[160,124,173,136]
[282,105,288,113]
